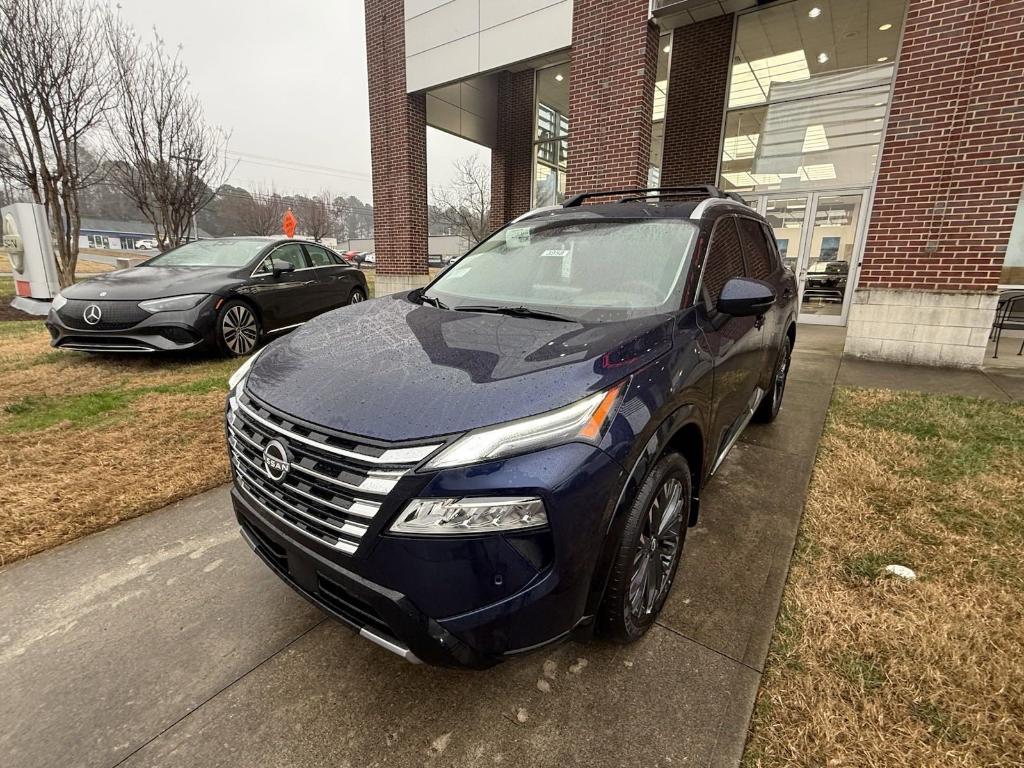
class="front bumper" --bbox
[230,440,625,668]
[45,296,220,352]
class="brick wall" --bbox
[859,0,1024,292]
[490,70,535,230]
[661,15,733,187]
[565,0,659,195]
[364,0,428,277]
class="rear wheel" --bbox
[754,335,791,423]
[217,300,260,357]
[348,286,367,304]
[600,453,691,642]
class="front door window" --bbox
[799,194,864,319]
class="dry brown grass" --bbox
[744,388,1024,768]
[0,322,236,564]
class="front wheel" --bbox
[600,453,691,642]
[216,300,260,357]
[754,335,791,423]
[348,286,367,304]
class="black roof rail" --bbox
[562,185,747,208]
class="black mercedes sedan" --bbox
[46,237,368,356]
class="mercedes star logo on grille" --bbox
[83,304,102,325]
[262,439,290,482]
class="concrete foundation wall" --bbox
[844,288,998,368]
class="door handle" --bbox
[782,287,794,299]
[754,315,765,330]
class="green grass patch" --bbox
[1,374,229,432]
[912,700,969,745]
[835,389,1024,483]
[833,651,887,692]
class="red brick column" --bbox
[364,0,428,280]
[859,0,1024,293]
[661,15,733,186]
[565,0,659,196]
[490,70,536,229]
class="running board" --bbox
[710,386,764,476]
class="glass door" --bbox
[797,192,868,326]
[751,190,869,326]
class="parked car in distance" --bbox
[46,237,368,356]
[802,259,849,303]
[134,239,158,250]
[362,252,375,266]
[226,185,797,667]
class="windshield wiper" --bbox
[419,290,449,310]
[452,304,576,323]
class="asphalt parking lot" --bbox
[0,326,844,768]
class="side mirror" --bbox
[270,258,295,277]
[717,277,776,317]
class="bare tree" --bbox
[239,185,285,236]
[0,0,116,286]
[106,27,228,250]
[430,155,491,245]
[295,190,333,242]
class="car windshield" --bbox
[424,217,699,322]
[144,239,268,268]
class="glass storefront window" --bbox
[649,33,671,186]
[533,64,569,206]
[720,0,905,194]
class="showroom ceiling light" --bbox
[877,56,888,62]
[879,23,893,30]
[554,73,564,82]
[808,7,822,18]
[663,44,671,53]
[817,52,829,64]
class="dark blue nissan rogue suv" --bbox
[226,186,797,668]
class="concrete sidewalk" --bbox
[1,327,844,768]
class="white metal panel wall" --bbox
[404,0,572,93]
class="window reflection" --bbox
[534,64,569,206]
[720,0,904,193]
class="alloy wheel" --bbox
[222,305,258,355]
[774,347,789,402]
[350,290,365,304]
[627,477,685,620]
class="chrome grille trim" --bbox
[233,469,359,555]
[229,436,379,520]
[228,390,444,555]
[227,420,397,500]
[234,398,439,466]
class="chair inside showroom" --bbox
[991,290,1024,358]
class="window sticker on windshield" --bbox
[540,249,573,279]
[506,227,531,247]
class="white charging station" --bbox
[2,202,60,314]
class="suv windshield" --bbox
[424,217,698,323]
[145,238,268,268]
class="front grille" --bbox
[227,389,441,555]
[58,299,149,330]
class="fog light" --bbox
[390,497,547,535]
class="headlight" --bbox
[423,382,625,470]
[51,292,67,311]
[390,497,547,535]
[227,346,265,391]
[138,294,208,313]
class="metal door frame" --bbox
[750,188,871,326]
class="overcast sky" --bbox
[116,0,485,202]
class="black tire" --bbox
[754,335,791,423]
[348,286,367,305]
[600,452,691,642]
[216,299,261,357]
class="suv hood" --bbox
[62,266,240,301]
[246,293,674,442]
